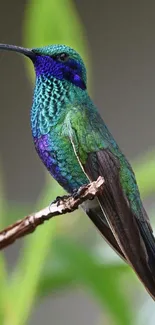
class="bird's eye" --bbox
[56,53,69,62]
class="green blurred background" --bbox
[0,1,155,324]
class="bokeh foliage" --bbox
[0,1,155,325]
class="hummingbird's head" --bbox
[0,43,87,90]
[32,44,87,90]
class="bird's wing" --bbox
[63,107,127,262]
[65,107,155,299]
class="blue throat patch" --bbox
[34,55,86,90]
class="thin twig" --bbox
[0,176,104,250]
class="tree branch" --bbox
[0,176,104,250]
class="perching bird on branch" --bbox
[0,43,155,299]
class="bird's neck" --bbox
[31,75,88,138]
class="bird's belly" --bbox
[34,133,88,193]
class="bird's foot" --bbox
[50,194,70,207]
[72,186,86,199]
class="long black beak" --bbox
[0,44,35,60]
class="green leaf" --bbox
[9,178,62,325]
[0,162,7,228]
[37,248,130,300]
[54,238,132,325]
[133,150,155,198]
[37,267,74,298]
[23,0,91,88]
[8,0,91,323]
[0,256,9,323]
[5,203,31,225]
[0,162,10,323]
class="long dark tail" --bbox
[97,187,155,300]
[81,201,126,262]
[83,149,155,299]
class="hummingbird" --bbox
[1,43,155,299]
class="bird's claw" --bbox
[72,185,86,199]
[50,194,70,207]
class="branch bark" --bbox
[0,176,104,250]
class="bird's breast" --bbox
[33,131,88,193]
